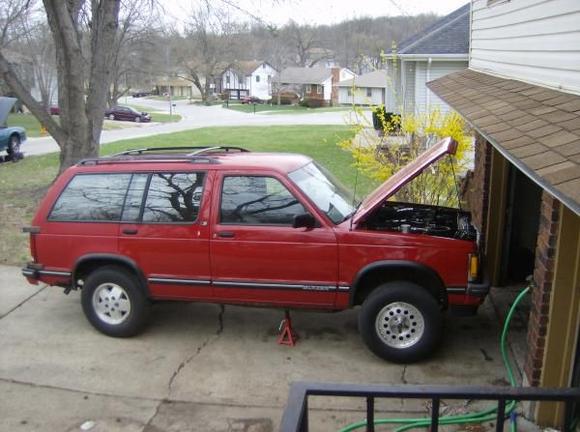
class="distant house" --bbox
[336,70,389,105]
[155,77,201,99]
[275,66,355,105]
[385,3,469,114]
[219,61,277,100]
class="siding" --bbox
[338,87,385,105]
[470,0,580,94]
[415,60,468,113]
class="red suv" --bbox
[23,138,488,363]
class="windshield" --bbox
[289,162,356,224]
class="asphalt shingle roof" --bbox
[428,69,580,216]
[337,70,388,88]
[276,67,332,85]
[397,3,470,55]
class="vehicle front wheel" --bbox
[81,266,151,337]
[358,282,442,363]
[134,116,141,123]
[7,134,21,161]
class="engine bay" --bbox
[362,202,477,241]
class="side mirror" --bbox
[292,213,316,229]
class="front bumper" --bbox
[467,266,490,298]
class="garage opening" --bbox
[500,165,543,285]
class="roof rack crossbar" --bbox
[111,146,249,157]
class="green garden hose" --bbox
[339,286,531,432]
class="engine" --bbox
[362,202,477,241]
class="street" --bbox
[23,100,371,156]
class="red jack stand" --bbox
[277,310,299,346]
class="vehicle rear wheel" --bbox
[81,266,150,337]
[358,282,442,363]
[108,114,115,121]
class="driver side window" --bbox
[220,176,306,225]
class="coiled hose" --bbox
[339,286,531,432]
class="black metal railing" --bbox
[280,382,580,432]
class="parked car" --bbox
[49,105,60,116]
[240,96,263,104]
[0,97,26,162]
[104,106,151,122]
[22,138,488,363]
[131,91,152,98]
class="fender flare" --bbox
[73,253,149,296]
[349,260,447,307]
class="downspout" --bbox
[426,57,432,111]
[401,59,406,113]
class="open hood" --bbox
[352,137,458,224]
[0,97,17,128]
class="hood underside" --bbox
[353,136,458,224]
[0,97,17,128]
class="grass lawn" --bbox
[0,125,377,266]
[6,111,180,138]
[146,95,188,101]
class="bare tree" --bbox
[0,0,121,173]
[107,0,161,107]
[176,3,239,104]
[286,20,325,67]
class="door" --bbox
[210,173,338,307]
[118,171,212,300]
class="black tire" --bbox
[81,266,151,337]
[358,282,442,363]
[7,134,21,161]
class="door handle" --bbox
[216,231,235,238]
[122,228,138,235]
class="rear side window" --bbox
[49,174,131,221]
[142,172,205,223]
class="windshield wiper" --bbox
[341,201,361,223]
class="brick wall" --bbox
[331,67,340,105]
[524,192,560,386]
[466,133,492,248]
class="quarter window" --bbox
[142,173,205,223]
[49,174,132,221]
[220,176,306,225]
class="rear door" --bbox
[118,170,213,300]
[209,172,338,307]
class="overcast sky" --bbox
[163,0,469,27]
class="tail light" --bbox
[22,226,40,261]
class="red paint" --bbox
[24,143,485,313]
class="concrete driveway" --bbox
[23,100,371,157]
[0,265,511,432]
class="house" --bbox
[336,70,389,105]
[428,0,580,427]
[274,66,355,106]
[219,61,277,100]
[155,77,200,99]
[385,3,469,114]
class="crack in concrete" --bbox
[0,285,47,320]
[143,398,165,432]
[0,376,433,415]
[401,365,408,384]
[166,306,226,395]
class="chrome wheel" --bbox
[375,301,425,349]
[92,283,131,325]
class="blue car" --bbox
[0,97,26,162]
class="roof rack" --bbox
[111,146,249,157]
[76,146,250,166]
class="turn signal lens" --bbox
[468,254,479,281]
